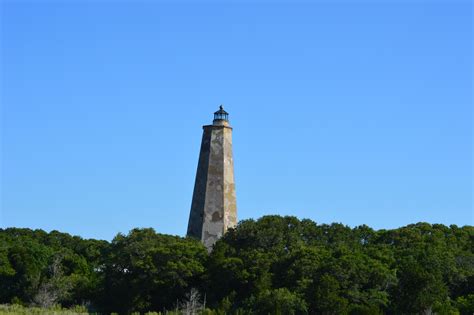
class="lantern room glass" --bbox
[214,105,229,121]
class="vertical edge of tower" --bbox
[223,127,237,231]
[187,127,212,239]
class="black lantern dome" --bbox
[214,105,229,122]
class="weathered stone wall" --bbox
[186,128,211,240]
[187,122,237,251]
[223,127,237,231]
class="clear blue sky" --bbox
[1,0,472,240]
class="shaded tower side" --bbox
[187,107,237,251]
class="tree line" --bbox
[0,216,473,314]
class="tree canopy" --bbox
[0,216,473,314]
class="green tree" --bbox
[251,288,308,315]
[101,228,207,313]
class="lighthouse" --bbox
[187,106,237,251]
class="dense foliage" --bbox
[0,216,473,314]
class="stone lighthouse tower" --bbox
[187,106,237,251]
